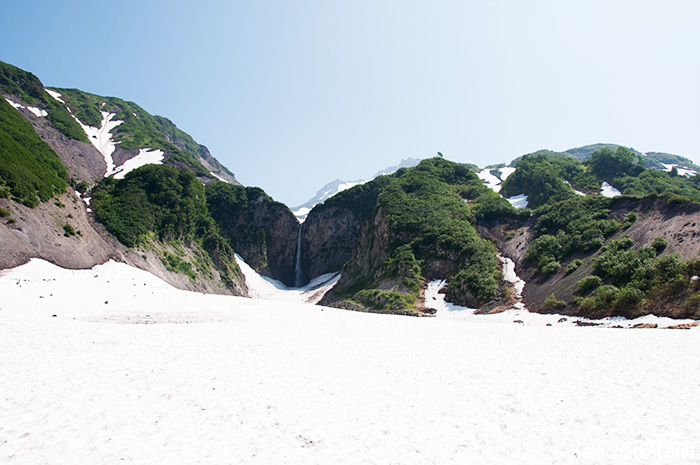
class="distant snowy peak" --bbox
[293,179,368,221]
[292,158,423,221]
[372,157,423,177]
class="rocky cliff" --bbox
[206,183,299,286]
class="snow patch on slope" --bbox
[4,97,48,117]
[477,168,503,193]
[601,181,621,198]
[72,111,164,179]
[45,88,65,103]
[661,163,698,177]
[506,194,528,209]
[113,148,165,179]
[500,255,525,298]
[74,111,123,176]
[4,97,22,109]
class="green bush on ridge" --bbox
[92,164,241,288]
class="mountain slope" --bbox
[306,158,520,314]
[292,158,422,221]
[0,61,248,295]
[301,151,700,321]
[48,87,239,184]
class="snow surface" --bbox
[499,166,516,181]
[292,206,311,222]
[661,163,698,177]
[1,260,699,465]
[477,168,503,193]
[73,112,164,179]
[45,88,65,103]
[506,193,529,209]
[74,111,123,176]
[601,181,622,198]
[74,190,92,212]
[4,96,22,109]
[26,106,48,117]
[500,255,525,298]
[235,254,339,304]
[564,180,586,196]
[4,97,47,117]
[425,279,697,329]
[113,148,165,179]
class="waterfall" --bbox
[294,223,303,287]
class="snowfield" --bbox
[1,260,699,465]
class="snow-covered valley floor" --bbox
[1,260,699,464]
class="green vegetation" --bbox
[351,289,417,312]
[513,149,700,275]
[162,251,196,280]
[570,235,700,318]
[92,164,241,288]
[584,146,644,181]
[565,259,583,275]
[614,169,700,200]
[501,153,597,208]
[330,158,516,311]
[543,293,566,312]
[0,207,9,217]
[55,88,229,180]
[0,61,88,142]
[526,196,619,273]
[205,182,294,274]
[576,275,602,295]
[62,223,76,237]
[504,148,700,213]
[0,97,69,206]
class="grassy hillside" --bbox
[92,164,242,290]
[502,147,700,209]
[519,143,700,172]
[0,61,88,142]
[53,88,235,181]
[500,148,700,319]
[324,158,521,312]
[0,97,68,206]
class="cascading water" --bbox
[294,223,303,287]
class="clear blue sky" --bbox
[2,0,699,207]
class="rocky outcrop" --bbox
[7,97,107,183]
[208,185,300,286]
[299,204,367,285]
[0,192,245,297]
[196,145,239,184]
[480,198,700,318]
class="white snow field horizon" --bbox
[1,260,699,464]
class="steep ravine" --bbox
[298,204,366,286]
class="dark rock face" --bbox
[208,186,300,286]
[317,207,392,307]
[299,204,366,286]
